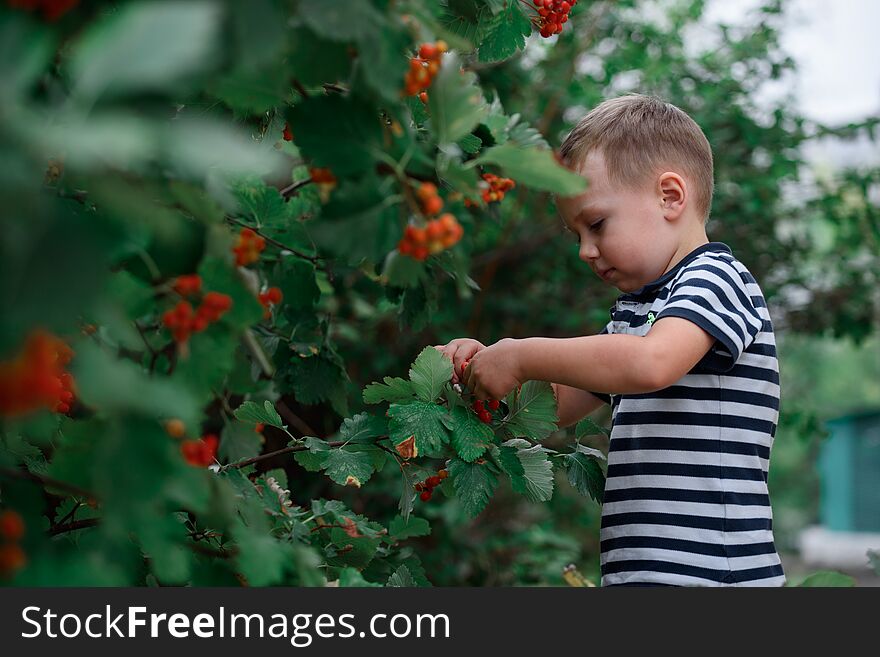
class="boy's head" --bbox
[555,94,714,293]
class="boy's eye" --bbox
[589,219,604,233]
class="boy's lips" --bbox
[598,268,615,280]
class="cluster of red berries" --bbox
[162,281,233,344]
[465,173,516,207]
[257,286,283,320]
[416,182,444,216]
[181,434,219,467]
[404,41,448,97]
[397,214,464,261]
[309,167,338,202]
[282,123,293,142]
[0,510,26,580]
[0,330,75,418]
[472,398,501,424]
[414,469,449,502]
[531,0,576,38]
[6,0,78,21]
[233,227,266,267]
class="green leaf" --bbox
[294,437,331,472]
[232,178,290,229]
[796,571,856,587]
[575,443,607,461]
[219,422,264,463]
[278,257,321,317]
[386,564,417,587]
[359,24,410,103]
[503,381,559,441]
[500,439,554,502]
[471,143,587,194]
[288,95,382,176]
[388,516,431,541]
[445,406,494,462]
[457,133,483,155]
[338,412,387,444]
[449,457,498,518]
[576,417,611,439]
[210,64,286,114]
[233,400,284,428]
[337,568,382,587]
[383,250,425,289]
[564,452,605,504]
[288,27,352,87]
[299,1,385,43]
[70,1,221,102]
[409,346,453,403]
[477,2,532,62]
[398,462,419,522]
[286,352,349,407]
[387,402,450,458]
[363,376,415,405]
[323,449,375,487]
[429,52,489,145]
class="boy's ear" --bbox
[658,171,686,220]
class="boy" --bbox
[435,94,785,587]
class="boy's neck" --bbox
[661,224,710,276]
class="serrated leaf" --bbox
[233,400,284,428]
[501,439,554,502]
[388,516,431,541]
[575,443,607,461]
[323,449,375,487]
[294,437,330,472]
[457,133,483,154]
[446,406,493,462]
[383,249,424,288]
[387,402,450,458]
[363,376,415,404]
[503,381,559,441]
[565,452,605,503]
[576,417,611,439]
[477,2,532,63]
[398,462,419,522]
[219,422,263,463]
[471,143,587,194]
[386,564,417,587]
[429,52,489,145]
[449,457,498,518]
[338,412,387,444]
[409,346,453,403]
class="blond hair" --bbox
[559,94,714,220]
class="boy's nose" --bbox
[579,240,599,262]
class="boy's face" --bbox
[556,149,681,293]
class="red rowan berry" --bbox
[472,399,484,412]
[172,274,201,297]
[254,423,265,434]
[283,123,293,141]
[438,469,449,479]
[426,475,442,488]
[164,418,186,438]
[0,543,26,577]
[478,409,492,424]
[419,490,432,502]
[0,510,25,542]
[488,398,500,411]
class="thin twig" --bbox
[0,467,96,500]
[276,400,320,437]
[48,518,99,537]
[221,440,346,471]
[226,217,324,264]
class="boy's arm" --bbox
[551,382,606,429]
[517,318,716,394]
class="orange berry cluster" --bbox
[403,41,447,96]
[532,0,577,38]
[416,182,444,216]
[464,173,516,207]
[0,330,75,418]
[162,291,232,344]
[0,510,26,580]
[414,468,449,502]
[397,214,464,261]
[6,0,79,22]
[172,273,201,297]
[233,227,266,267]
[258,286,283,319]
[181,434,219,467]
[309,167,338,202]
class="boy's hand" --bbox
[433,338,486,383]
[461,338,523,401]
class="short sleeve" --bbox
[587,323,613,405]
[655,257,764,373]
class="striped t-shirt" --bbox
[592,242,785,587]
